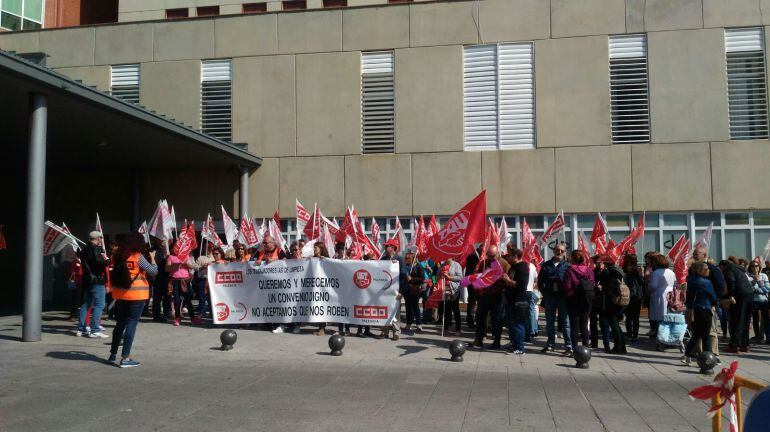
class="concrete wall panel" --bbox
[395,46,463,153]
[118,10,165,22]
[140,60,201,129]
[153,20,215,61]
[278,10,342,54]
[412,152,481,216]
[233,55,296,157]
[703,0,762,28]
[344,154,412,216]
[55,65,110,91]
[246,158,280,218]
[625,0,646,33]
[342,6,409,51]
[215,14,278,58]
[482,149,555,215]
[0,32,40,53]
[409,1,478,47]
[649,29,729,143]
[296,52,360,156]
[536,36,611,148]
[550,0,625,38]
[643,0,703,32]
[40,28,95,68]
[555,146,632,212]
[712,141,770,210]
[631,143,712,211]
[94,24,154,65]
[479,0,550,43]
[279,156,345,217]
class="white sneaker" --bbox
[75,330,84,337]
[680,355,692,366]
[89,331,108,339]
[291,326,301,334]
[512,350,525,355]
[272,326,285,334]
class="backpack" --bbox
[626,273,643,301]
[579,277,595,308]
[613,278,631,307]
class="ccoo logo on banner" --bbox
[208,258,399,326]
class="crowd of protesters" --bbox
[60,229,770,368]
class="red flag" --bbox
[425,191,486,263]
[303,204,321,240]
[521,218,540,266]
[174,222,198,261]
[460,258,504,290]
[273,211,282,231]
[668,234,690,285]
[611,215,645,263]
[239,212,259,247]
[425,276,445,308]
[591,213,608,254]
[0,225,7,250]
[578,231,591,257]
[540,211,565,246]
[606,239,619,262]
[428,215,439,238]
[416,215,429,258]
[488,218,500,250]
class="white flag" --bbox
[221,205,239,247]
[43,221,82,255]
[498,218,511,251]
[300,239,317,258]
[138,220,150,244]
[693,222,713,252]
[268,217,286,252]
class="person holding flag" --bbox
[166,238,202,326]
[537,242,573,355]
[503,246,530,354]
[472,245,510,350]
[75,231,110,338]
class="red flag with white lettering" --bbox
[590,213,608,254]
[295,199,311,235]
[540,211,565,246]
[174,222,198,261]
[424,191,486,263]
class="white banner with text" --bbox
[208,258,400,326]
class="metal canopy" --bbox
[0,49,261,170]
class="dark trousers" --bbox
[151,279,171,320]
[466,287,477,327]
[625,298,642,339]
[729,296,753,348]
[504,299,527,351]
[475,292,504,344]
[172,279,196,320]
[567,299,590,347]
[405,294,421,326]
[590,308,602,348]
[602,309,625,351]
[110,300,146,359]
[443,298,461,332]
[686,308,713,357]
[752,301,769,342]
[193,278,209,318]
[69,286,82,318]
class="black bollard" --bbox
[329,335,345,356]
[697,351,718,375]
[573,346,591,369]
[220,329,237,351]
[449,340,466,362]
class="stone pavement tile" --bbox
[635,372,708,429]
[553,420,604,431]
[390,416,463,432]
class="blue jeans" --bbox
[78,284,106,333]
[193,278,209,318]
[110,300,146,359]
[543,294,572,349]
[527,291,539,336]
[505,299,527,351]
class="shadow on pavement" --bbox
[45,350,107,363]
[396,345,428,357]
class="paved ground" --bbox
[1,311,769,432]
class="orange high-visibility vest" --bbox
[111,252,150,301]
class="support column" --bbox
[131,169,140,230]
[239,167,249,217]
[23,93,48,342]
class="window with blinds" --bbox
[110,64,140,105]
[725,28,769,140]
[200,59,232,141]
[609,34,649,144]
[361,51,395,154]
[463,43,535,151]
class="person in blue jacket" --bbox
[683,261,718,365]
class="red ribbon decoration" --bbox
[688,361,740,432]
